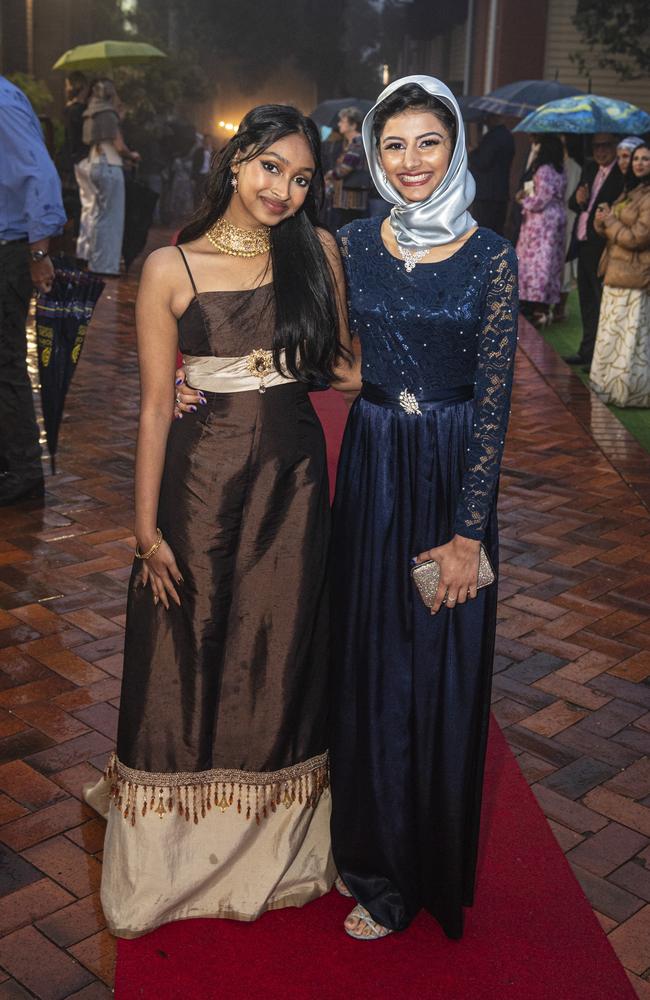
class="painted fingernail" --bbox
[190,405,197,412]
[198,390,206,398]
[175,377,183,385]
[153,596,159,605]
[200,397,207,405]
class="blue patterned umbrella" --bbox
[469,80,583,118]
[514,94,650,134]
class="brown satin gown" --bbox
[86,248,335,938]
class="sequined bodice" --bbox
[338,217,518,540]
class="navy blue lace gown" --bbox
[330,217,518,939]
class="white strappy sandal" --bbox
[335,876,353,897]
[344,904,393,941]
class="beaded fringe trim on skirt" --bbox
[105,751,330,827]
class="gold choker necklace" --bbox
[205,217,271,258]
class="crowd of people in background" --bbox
[58,70,222,275]
[7,75,650,427]
[462,117,649,411]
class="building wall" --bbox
[492,0,549,88]
[544,0,650,109]
[448,21,468,92]
[400,0,649,112]
[0,0,29,76]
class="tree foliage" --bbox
[129,0,391,100]
[6,72,53,114]
[572,0,650,79]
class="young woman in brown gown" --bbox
[86,105,356,938]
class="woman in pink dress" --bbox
[516,135,566,327]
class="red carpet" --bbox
[115,390,634,1000]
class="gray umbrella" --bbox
[469,80,584,118]
[310,98,374,129]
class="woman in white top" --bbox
[82,79,139,275]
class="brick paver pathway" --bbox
[0,240,649,998]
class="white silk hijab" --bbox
[362,75,476,249]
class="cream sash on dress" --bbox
[183,349,296,394]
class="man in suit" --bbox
[468,114,515,235]
[564,133,624,367]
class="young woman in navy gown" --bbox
[329,76,518,941]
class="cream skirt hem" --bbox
[107,883,331,939]
[85,769,335,939]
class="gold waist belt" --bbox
[182,349,296,395]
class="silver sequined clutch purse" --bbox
[410,545,495,609]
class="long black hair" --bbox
[531,135,564,175]
[179,104,344,384]
[371,83,457,151]
[628,143,650,191]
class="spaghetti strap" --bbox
[176,245,198,296]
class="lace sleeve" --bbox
[453,244,518,541]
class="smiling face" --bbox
[631,145,650,180]
[231,133,315,227]
[378,109,453,203]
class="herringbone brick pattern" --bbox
[0,235,648,997]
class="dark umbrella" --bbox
[122,170,159,271]
[35,256,105,473]
[310,98,373,129]
[456,95,485,123]
[469,80,584,118]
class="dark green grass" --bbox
[539,290,650,455]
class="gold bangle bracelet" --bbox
[135,528,163,560]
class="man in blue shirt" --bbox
[0,75,66,504]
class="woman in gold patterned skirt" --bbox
[85,105,356,937]
[591,143,650,407]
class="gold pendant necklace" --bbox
[205,217,271,258]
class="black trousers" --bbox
[472,199,508,236]
[0,243,42,477]
[576,241,604,364]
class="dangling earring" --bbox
[231,173,238,192]
[381,168,387,184]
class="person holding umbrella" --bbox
[81,78,140,275]
[0,75,66,505]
